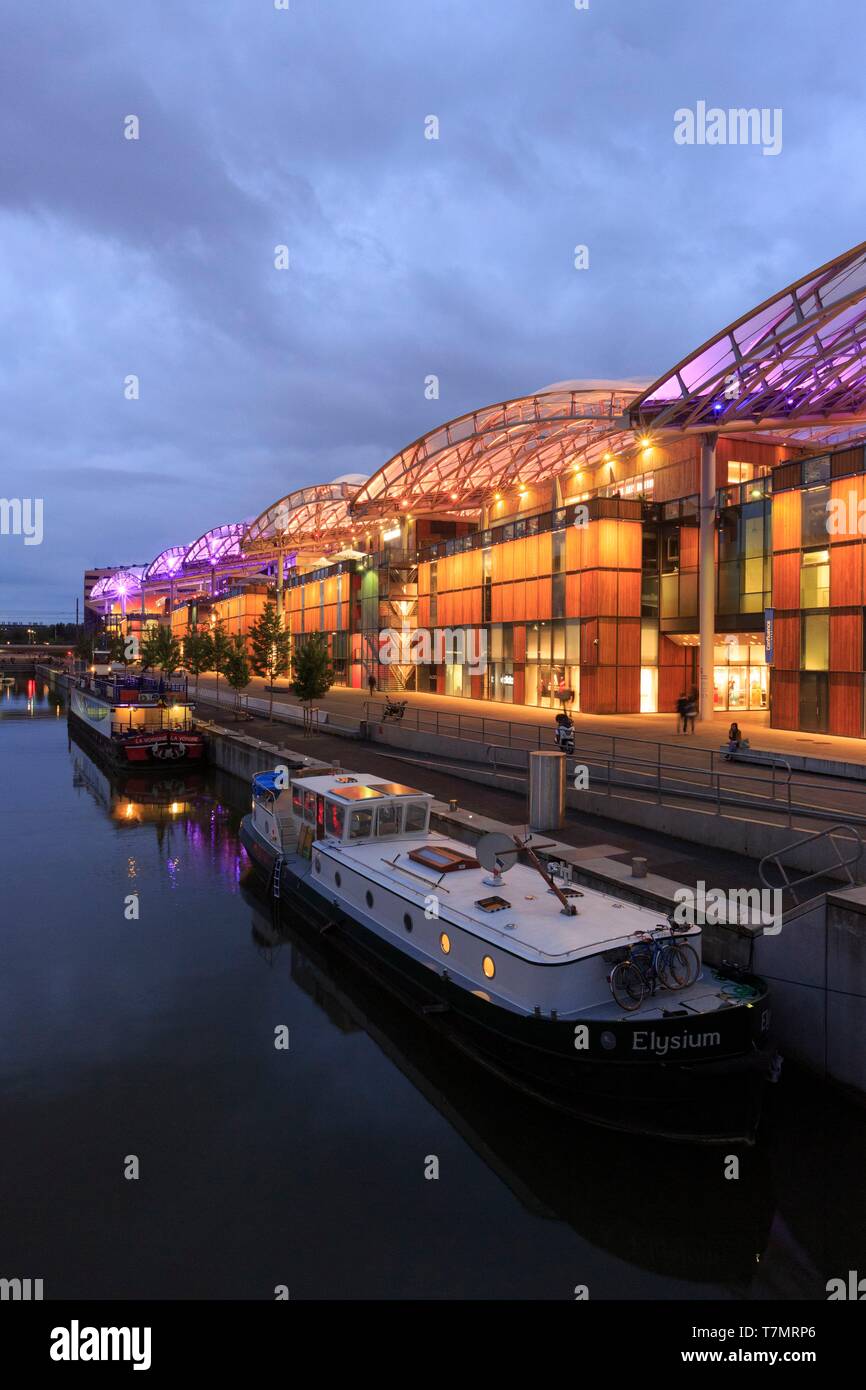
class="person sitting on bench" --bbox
[725,722,742,759]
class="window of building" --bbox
[800,550,830,608]
[801,485,830,547]
[727,460,755,483]
[801,613,829,671]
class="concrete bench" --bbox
[718,744,785,769]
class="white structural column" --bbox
[699,433,717,722]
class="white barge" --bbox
[240,765,771,1144]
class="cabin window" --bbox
[365,889,374,908]
[303,790,316,822]
[404,802,427,833]
[439,932,451,955]
[292,786,304,817]
[482,955,496,979]
[403,913,413,933]
[348,807,375,840]
[325,800,345,838]
[376,803,401,837]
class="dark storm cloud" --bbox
[1,0,865,613]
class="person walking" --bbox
[684,691,697,734]
[367,671,376,699]
[675,692,687,734]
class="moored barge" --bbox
[240,765,771,1145]
[69,667,205,767]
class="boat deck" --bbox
[321,831,689,965]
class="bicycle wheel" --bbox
[658,942,700,990]
[610,959,645,1011]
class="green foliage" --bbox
[74,631,96,662]
[249,600,291,721]
[209,619,232,701]
[289,632,334,734]
[183,626,215,694]
[223,634,252,717]
[139,625,182,675]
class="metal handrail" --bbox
[758,823,866,908]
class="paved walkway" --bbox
[193,673,866,772]
[193,696,773,891]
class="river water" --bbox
[1,675,863,1300]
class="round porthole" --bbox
[314,857,321,873]
[403,912,413,933]
[482,955,495,979]
[439,932,451,955]
[334,871,341,888]
[365,889,374,908]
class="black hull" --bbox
[240,818,770,1145]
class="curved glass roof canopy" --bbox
[630,239,866,447]
[143,546,189,583]
[89,568,145,602]
[349,384,644,521]
[182,523,247,570]
[243,481,361,553]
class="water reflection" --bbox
[0,673,58,717]
[242,889,775,1287]
[11,719,859,1299]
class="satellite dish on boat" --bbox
[476,832,518,887]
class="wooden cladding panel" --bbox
[659,664,687,710]
[617,570,641,616]
[679,527,699,570]
[829,476,866,543]
[659,634,688,667]
[770,670,799,730]
[830,543,862,607]
[830,609,862,673]
[617,619,641,666]
[829,673,862,738]
[616,666,641,713]
[772,552,801,610]
[580,666,617,714]
[774,614,800,670]
[565,573,580,617]
[653,456,699,504]
[772,491,801,551]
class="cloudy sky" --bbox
[2,0,864,617]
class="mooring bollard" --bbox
[630,856,647,878]
[528,750,566,832]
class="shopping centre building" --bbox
[85,240,866,737]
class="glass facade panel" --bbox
[801,486,830,546]
[801,613,829,671]
[800,551,830,608]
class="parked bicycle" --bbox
[609,924,700,1011]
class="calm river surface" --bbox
[1,676,863,1299]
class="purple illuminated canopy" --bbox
[143,545,189,583]
[182,523,247,570]
[89,567,145,603]
[630,239,866,444]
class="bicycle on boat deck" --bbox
[609,924,700,1012]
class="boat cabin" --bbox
[252,770,433,846]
